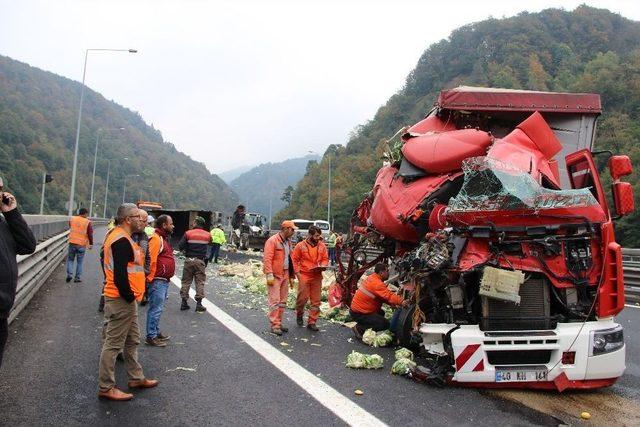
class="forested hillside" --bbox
[277,6,640,246]
[0,55,238,216]
[230,154,319,219]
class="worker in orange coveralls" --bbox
[263,220,297,336]
[292,225,329,332]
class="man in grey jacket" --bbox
[0,186,36,368]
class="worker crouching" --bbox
[350,263,408,338]
[292,225,329,332]
[263,220,297,335]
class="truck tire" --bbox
[395,304,422,351]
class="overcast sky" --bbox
[1,0,638,174]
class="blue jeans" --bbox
[66,244,86,279]
[328,248,336,265]
[208,243,221,263]
[146,279,169,339]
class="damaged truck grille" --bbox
[481,277,554,331]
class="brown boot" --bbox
[98,387,133,401]
[128,378,159,389]
[145,337,167,347]
[271,327,283,336]
[307,323,319,332]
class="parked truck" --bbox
[336,86,635,390]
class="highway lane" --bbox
[1,226,638,425]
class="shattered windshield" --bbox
[448,157,598,212]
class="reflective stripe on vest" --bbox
[358,282,377,300]
[69,216,89,246]
[187,239,210,244]
[103,227,146,301]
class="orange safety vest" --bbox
[102,226,146,301]
[69,216,90,246]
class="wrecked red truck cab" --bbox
[338,87,635,391]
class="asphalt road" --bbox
[1,226,638,426]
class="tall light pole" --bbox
[103,160,111,218]
[327,155,331,224]
[308,150,331,224]
[122,174,139,203]
[67,47,137,216]
[89,127,125,217]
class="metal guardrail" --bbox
[9,230,70,324]
[23,215,109,242]
[623,248,640,304]
[8,215,109,324]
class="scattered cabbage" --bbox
[362,329,377,345]
[373,330,394,347]
[391,358,416,375]
[346,351,384,369]
[362,329,394,347]
[364,354,384,369]
[346,351,366,368]
[394,347,414,361]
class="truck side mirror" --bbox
[612,182,634,217]
[608,155,632,180]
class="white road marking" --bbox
[170,277,387,427]
[624,304,640,309]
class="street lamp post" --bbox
[89,127,124,217]
[103,160,111,218]
[67,47,137,216]
[122,174,139,203]
[308,150,332,224]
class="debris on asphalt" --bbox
[580,412,591,420]
[280,342,289,347]
[166,366,197,372]
[362,329,394,347]
[346,351,384,369]
[354,389,364,396]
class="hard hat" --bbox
[147,215,155,224]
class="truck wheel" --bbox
[395,305,421,351]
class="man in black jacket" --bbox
[0,188,37,368]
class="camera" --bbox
[0,177,10,205]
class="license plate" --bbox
[495,368,548,382]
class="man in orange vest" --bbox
[349,263,408,338]
[292,225,329,332]
[66,207,93,283]
[263,220,297,335]
[98,203,158,401]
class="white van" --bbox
[291,218,331,242]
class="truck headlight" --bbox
[590,326,624,356]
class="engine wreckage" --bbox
[334,87,635,390]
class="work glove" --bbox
[266,273,275,286]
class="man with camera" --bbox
[0,181,37,368]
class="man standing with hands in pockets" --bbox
[263,220,297,336]
[292,225,329,332]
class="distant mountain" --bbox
[0,54,239,216]
[218,164,255,183]
[230,154,320,220]
[277,6,640,246]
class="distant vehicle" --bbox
[291,218,331,242]
[231,212,270,251]
[136,201,162,211]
